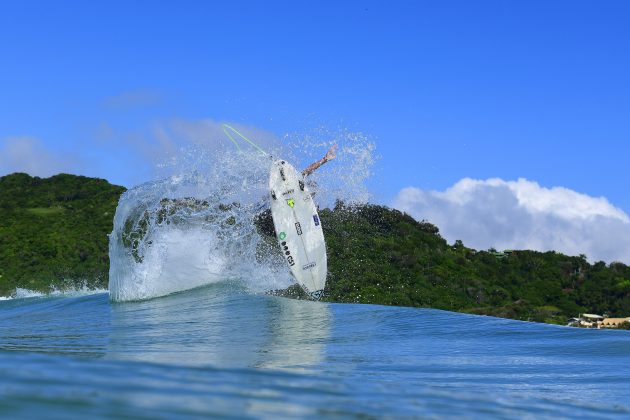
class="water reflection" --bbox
[107,283,331,370]
[256,296,331,370]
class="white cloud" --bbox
[393,178,630,264]
[0,136,81,178]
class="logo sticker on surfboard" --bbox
[286,199,295,208]
[302,262,316,270]
[278,232,286,240]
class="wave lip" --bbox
[107,151,293,302]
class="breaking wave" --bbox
[108,126,375,302]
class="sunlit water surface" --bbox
[3,133,629,418]
[1,285,629,419]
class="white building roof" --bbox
[581,314,604,320]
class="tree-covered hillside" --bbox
[0,173,125,295]
[320,203,630,323]
[1,173,629,325]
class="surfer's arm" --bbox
[302,145,337,177]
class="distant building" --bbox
[567,314,604,328]
[568,314,630,329]
[582,314,604,328]
[600,317,630,329]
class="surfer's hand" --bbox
[325,145,337,162]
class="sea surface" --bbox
[4,142,630,418]
[1,284,629,419]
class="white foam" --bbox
[0,285,108,301]
[108,127,376,302]
[13,288,45,299]
[47,284,109,297]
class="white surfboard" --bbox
[269,160,327,300]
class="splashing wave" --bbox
[109,128,375,302]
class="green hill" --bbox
[319,203,630,324]
[0,173,125,295]
[1,173,629,325]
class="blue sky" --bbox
[2,1,629,260]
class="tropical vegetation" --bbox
[2,173,630,326]
[0,173,124,295]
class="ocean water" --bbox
[1,285,629,419]
[3,134,629,418]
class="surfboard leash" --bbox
[222,124,270,157]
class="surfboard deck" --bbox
[269,160,327,300]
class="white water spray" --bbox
[108,126,375,302]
